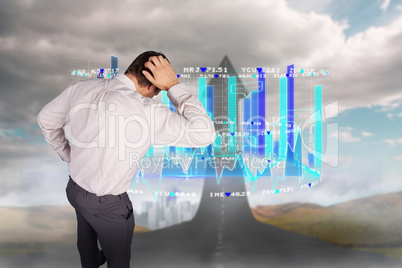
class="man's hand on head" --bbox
[143,56,179,91]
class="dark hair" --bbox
[124,51,169,87]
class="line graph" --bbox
[97,56,331,201]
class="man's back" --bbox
[37,52,216,268]
[38,73,216,196]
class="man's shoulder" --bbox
[122,92,163,109]
[68,78,108,97]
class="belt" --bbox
[68,175,127,202]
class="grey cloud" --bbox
[0,0,348,128]
[1,0,401,206]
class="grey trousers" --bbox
[66,176,135,268]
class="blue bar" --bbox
[198,77,207,109]
[251,91,258,155]
[169,146,176,156]
[258,68,266,156]
[111,56,118,78]
[169,100,176,112]
[161,91,175,112]
[287,64,295,151]
[308,152,314,169]
[279,77,287,159]
[161,91,169,106]
[294,132,302,175]
[273,141,279,160]
[243,98,251,155]
[265,132,272,158]
[214,134,221,153]
[176,147,184,156]
[207,85,214,120]
[315,85,322,171]
[228,76,236,152]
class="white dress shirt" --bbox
[37,74,216,195]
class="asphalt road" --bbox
[1,176,401,268]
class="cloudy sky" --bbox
[1,0,402,209]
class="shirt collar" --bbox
[113,74,137,92]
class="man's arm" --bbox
[37,85,72,162]
[149,84,216,147]
[143,56,216,147]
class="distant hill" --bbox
[251,191,402,259]
[0,205,149,258]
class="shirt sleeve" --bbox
[150,84,216,147]
[37,85,72,162]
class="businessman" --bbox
[37,51,216,268]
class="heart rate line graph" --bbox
[74,55,333,201]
